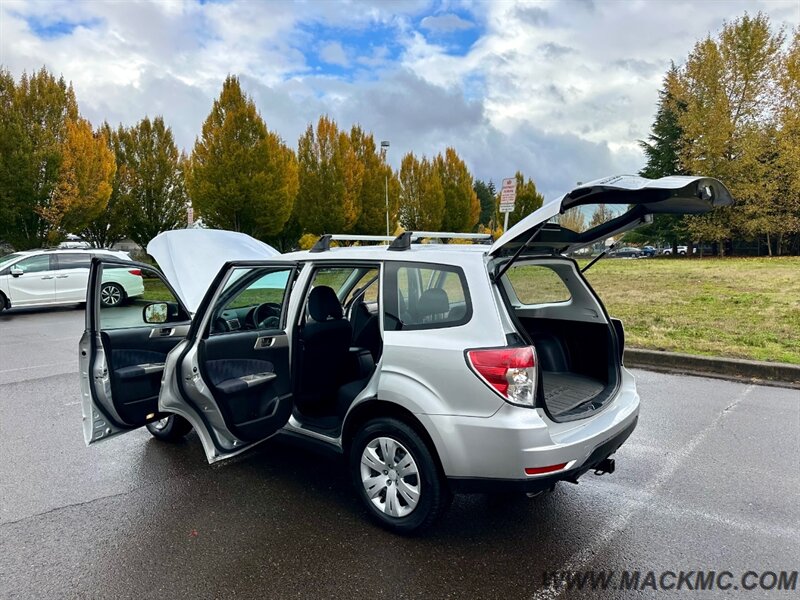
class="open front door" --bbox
[81,258,191,445]
[158,261,300,463]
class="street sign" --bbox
[499,177,516,213]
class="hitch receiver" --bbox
[593,458,615,476]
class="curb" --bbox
[624,348,800,389]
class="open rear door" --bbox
[157,260,300,463]
[490,175,734,259]
[81,258,192,445]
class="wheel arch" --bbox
[342,400,447,479]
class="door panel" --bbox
[8,255,55,305]
[54,253,91,302]
[198,330,293,442]
[82,258,191,445]
[173,262,298,460]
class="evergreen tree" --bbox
[435,147,479,232]
[398,152,445,230]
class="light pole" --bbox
[381,140,390,236]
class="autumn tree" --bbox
[112,117,188,249]
[4,68,78,248]
[505,171,544,229]
[296,116,364,234]
[0,69,24,245]
[41,118,116,242]
[81,122,129,248]
[187,76,298,239]
[435,147,479,232]
[558,207,586,233]
[675,13,784,253]
[351,126,399,235]
[398,152,444,230]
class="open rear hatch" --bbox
[490,175,733,421]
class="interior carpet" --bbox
[541,372,605,416]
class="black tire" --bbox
[349,417,451,534]
[100,282,125,307]
[146,415,193,442]
[0,292,7,313]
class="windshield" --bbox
[0,253,24,269]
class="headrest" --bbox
[308,286,343,321]
[417,288,449,319]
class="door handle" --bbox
[149,327,174,338]
[253,336,275,350]
[41,276,54,280]
[56,275,68,279]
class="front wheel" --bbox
[349,418,451,534]
[146,415,193,442]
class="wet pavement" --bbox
[1,306,798,599]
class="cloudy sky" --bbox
[1,0,798,199]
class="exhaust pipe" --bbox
[593,458,615,476]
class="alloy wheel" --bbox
[101,284,122,306]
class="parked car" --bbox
[80,175,733,533]
[662,246,691,255]
[641,246,657,257]
[0,248,142,312]
[608,246,642,258]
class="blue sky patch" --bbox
[22,14,101,39]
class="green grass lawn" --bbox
[139,257,800,365]
[580,257,800,364]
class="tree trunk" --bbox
[776,233,783,256]
[687,240,694,257]
[717,240,724,257]
[766,233,772,257]
[672,240,678,255]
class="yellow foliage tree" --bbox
[43,118,115,241]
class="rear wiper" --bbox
[581,243,616,274]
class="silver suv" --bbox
[79,175,732,533]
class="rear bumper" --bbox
[447,414,637,493]
[417,367,640,481]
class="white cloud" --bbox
[420,13,475,32]
[1,0,798,201]
[319,41,349,67]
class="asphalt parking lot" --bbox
[1,306,798,599]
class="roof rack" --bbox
[311,231,493,253]
[310,234,396,253]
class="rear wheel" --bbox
[146,415,192,442]
[349,418,451,534]
[100,282,124,307]
[0,292,7,313]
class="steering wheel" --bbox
[250,302,282,329]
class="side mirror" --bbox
[10,267,23,277]
[143,302,169,324]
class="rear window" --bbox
[384,262,471,330]
[56,253,91,269]
[506,265,571,305]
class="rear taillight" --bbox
[128,269,142,277]
[467,346,537,407]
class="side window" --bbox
[99,265,188,330]
[210,267,293,335]
[344,268,380,305]
[13,255,52,274]
[56,253,91,270]
[384,262,471,331]
[505,265,572,305]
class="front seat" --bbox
[296,286,352,415]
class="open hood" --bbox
[147,229,279,313]
[489,175,734,258]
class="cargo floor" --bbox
[542,372,606,416]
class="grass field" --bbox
[580,257,800,364]
[136,257,800,365]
